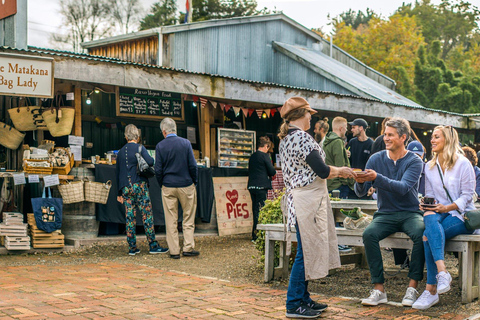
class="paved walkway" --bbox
[0,261,472,319]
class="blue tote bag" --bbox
[31,187,63,233]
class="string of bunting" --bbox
[191,95,281,118]
[94,117,127,129]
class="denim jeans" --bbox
[286,224,314,310]
[424,213,473,284]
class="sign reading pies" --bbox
[0,0,17,20]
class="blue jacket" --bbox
[355,150,422,213]
[155,134,198,188]
[116,143,154,194]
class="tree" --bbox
[414,41,480,113]
[332,14,425,99]
[140,0,178,29]
[330,8,376,31]
[396,0,480,60]
[53,0,114,52]
[107,0,143,34]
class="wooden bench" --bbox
[257,223,480,303]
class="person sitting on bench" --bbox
[354,118,424,307]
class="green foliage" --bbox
[140,0,178,29]
[396,0,480,60]
[254,192,296,269]
[330,8,376,30]
[414,40,480,112]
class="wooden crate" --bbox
[52,148,74,175]
[3,212,23,220]
[23,159,53,174]
[4,212,24,226]
[0,235,4,246]
[5,236,30,250]
[0,223,28,237]
[27,213,64,248]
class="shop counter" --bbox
[94,164,214,225]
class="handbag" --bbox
[436,164,480,230]
[135,145,155,178]
[31,187,63,233]
[41,95,75,137]
[0,121,25,150]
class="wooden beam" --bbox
[74,86,82,136]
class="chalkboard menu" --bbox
[116,87,184,121]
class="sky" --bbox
[27,0,446,49]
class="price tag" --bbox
[43,174,60,187]
[68,135,84,146]
[13,173,26,185]
[70,145,82,161]
[28,175,40,183]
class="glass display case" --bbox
[218,128,256,168]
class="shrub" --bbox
[254,192,296,270]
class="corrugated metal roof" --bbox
[80,13,395,87]
[1,45,467,117]
[273,41,422,109]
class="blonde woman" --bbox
[413,126,476,310]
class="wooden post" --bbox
[199,102,212,159]
[74,86,82,166]
[74,86,82,136]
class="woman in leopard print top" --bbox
[279,97,356,319]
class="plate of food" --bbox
[353,169,367,175]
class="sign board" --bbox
[213,177,253,236]
[0,0,17,19]
[0,52,54,98]
[116,87,184,121]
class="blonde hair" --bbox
[278,108,309,140]
[429,125,463,170]
[315,117,329,131]
[332,116,347,131]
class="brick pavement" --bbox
[0,261,473,319]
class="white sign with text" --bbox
[43,174,60,187]
[0,52,54,98]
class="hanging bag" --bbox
[42,95,75,137]
[31,187,63,233]
[436,164,480,231]
[135,145,155,178]
[0,121,26,150]
[7,98,42,131]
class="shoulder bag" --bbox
[135,145,155,178]
[31,187,63,233]
[436,164,480,230]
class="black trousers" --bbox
[249,189,268,240]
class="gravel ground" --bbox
[1,234,479,317]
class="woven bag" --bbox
[84,180,111,204]
[42,95,75,137]
[57,180,84,204]
[0,121,25,150]
[8,106,40,131]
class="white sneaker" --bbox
[401,287,419,306]
[412,290,439,310]
[436,271,452,294]
[361,289,388,306]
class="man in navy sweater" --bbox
[354,118,424,307]
[155,118,199,259]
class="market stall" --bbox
[94,164,214,225]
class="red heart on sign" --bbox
[226,190,239,205]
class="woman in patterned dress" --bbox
[116,124,168,255]
[279,97,356,319]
